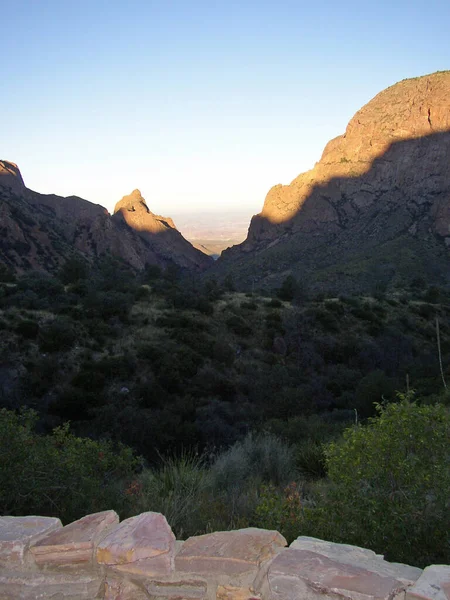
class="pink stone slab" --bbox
[105,577,149,600]
[217,584,261,600]
[96,511,175,566]
[111,552,173,576]
[144,577,208,599]
[256,549,405,600]
[0,570,102,600]
[406,566,450,600]
[0,516,62,568]
[30,510,119,566]
[175,528,287,576]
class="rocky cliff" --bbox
[219,71,450,292]
[0,161,212,274]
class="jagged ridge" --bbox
[0,162,212,274]
[218,71,450,292]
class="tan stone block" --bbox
[0,570,103,599]
[96,512,175,570]
[104,576,149,600]
[144,576,208,599]
[255,548,406,600]
[405,565,450,600]
[111,552,173,576]
[30,510,119,567]
[290,537,422,585]
[217,584,261,600]
[175,528,286,577]
[0,515,61,568]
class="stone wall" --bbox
[0,511,448,600]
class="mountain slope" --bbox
[0,161,212,274]
[218,71,450,293]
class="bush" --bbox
[210,433,297,490]
[15,318,39,339]
[0,409,140,523]
[317,395,450,566]
[253,482,303,542]
[58,256,90,285]
[38,317,77,352]
[277,275,298,301]
[0,263,15,283]
[225,314,252,337]
[134,453,209,538]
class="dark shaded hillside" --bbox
[1,264,449,463]
[217,131,450,293]
[0,160,212,275]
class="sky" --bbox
[1,0,449,219]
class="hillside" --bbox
[0,161,212,275]
[217,72,450,293]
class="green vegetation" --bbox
[320,395,450,566]
[0,259,449,566]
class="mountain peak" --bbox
[113,189,151,216]
[219,71,450,293]
[0,160,26,192]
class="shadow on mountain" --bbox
[0,176,212,275]
[218,130,450,294]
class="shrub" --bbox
[277,275,298,301]
[253,482,303,542]
[354,370,398,419]
[58,256,90,284]
[38,317,77,352]
[0,263,15,283]
[0,409,140,523]
[295,442,327,479]
[15,319,39,339]
[268,298,282,308]
[84,291,131,321]
[225,314,252,337]
[210,433,297,490]
[134,453,209,538]
[318,396,450,566]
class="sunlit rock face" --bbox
[112,189,212,271]
[220,72,450,292]
[0,161,26,193]
[258,72,450,230]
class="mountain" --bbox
[0,161,212,274]
[218,71,450,293]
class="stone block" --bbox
[0,515,61,568]
[290,537,422,585]
[96,511,175,574]
[217,584,261,599]
[143,576,208,599]
[111,553,174,577]
[406,565,450,600]
[0,570,103,599]
[175,528,286,578]
[30,510,119,567]
[104,577,149,600]
[255,548,406,600]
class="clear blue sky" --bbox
[2,0,449,217]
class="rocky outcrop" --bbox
[219,71,450,292]
[0,162,212,275]
[0,161,25,193]
[112,189,212,271]
[0,512,448,600]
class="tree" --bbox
[277,275,298,301]
[320,395,450,566]
[58,256,90,285]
